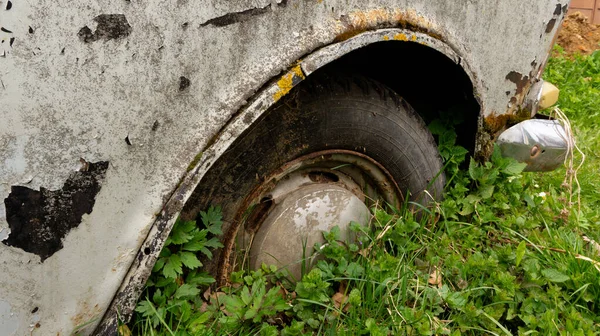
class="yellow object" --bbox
[539,81,559,109]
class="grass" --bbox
[540,47,600,226]
[127,49,600,335]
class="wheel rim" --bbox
[217,149,403,283]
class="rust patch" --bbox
[484,113,513,134]
[334,8,442,42]
[335,9,390,41]
[308,171,339,183]
[72,302,102,334]
[483,110,529,135]
[334,26,370,42]
[3,160,108,261]
[505,71,529,96]
[243,197,273,234]
[78,14,132,43]
[504,70,535,117]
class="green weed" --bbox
[130,207,223,335]
[542,48,600,228]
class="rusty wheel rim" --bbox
[216,149,402,285]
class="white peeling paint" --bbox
[0,228,9,241]
[0,301,20,336]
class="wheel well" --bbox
[311,40,480,153]
[96,32,482,333]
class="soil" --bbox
[556,12,600,57]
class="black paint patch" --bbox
[200,1,287,27]
[28,26,34,34]
[545,18,557,33]
[200,6,269,27]
[553,4,562,16]
[78,14,132,43]
[1,27,13,33]
[3,161,109,261]
[6,1,12,10]
[179,76,190,91]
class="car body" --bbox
[0,1,569,335]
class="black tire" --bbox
[181,73,444,278]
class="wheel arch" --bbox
[94,27,481,335]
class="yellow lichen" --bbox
[291,64,305,80]
[273,65,305,102]
[411,34,417,41]
[383,35,389,41]
[393,33,408,41]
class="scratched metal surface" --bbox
[0,0,568,335]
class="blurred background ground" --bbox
[557,12,600,56]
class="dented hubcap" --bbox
[249,184,369,279]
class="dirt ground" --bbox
[556,12,600,57]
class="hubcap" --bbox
[249,184,369,279]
